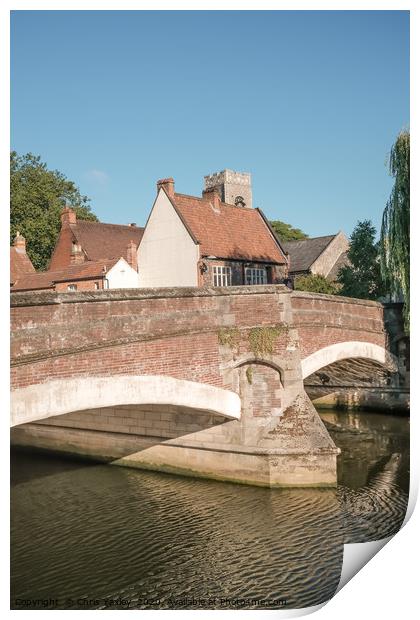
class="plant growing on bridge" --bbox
[380,130,410,330]
[10,151,98,270]
[246,366,253,384]
[218,327,241,351]
[248,325,287,357]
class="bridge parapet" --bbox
[291,291,386,359]
[11,285,293,391]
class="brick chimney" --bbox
[70,242,84,265]
[13,231,26,252]
[61,206,77,227]
[157,178,175,199]
[126,240,138,271]
[202,187,221,213]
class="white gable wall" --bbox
[137,189,199,288]
[107,258,141,289]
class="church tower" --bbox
[204,169,253,209]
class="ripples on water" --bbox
[10,409,409,610]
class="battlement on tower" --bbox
[204,169,253,209]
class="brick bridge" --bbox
[10,285,397,487]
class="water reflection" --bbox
[11,409,409,610]
[319,411,409,544]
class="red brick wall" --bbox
[11,287,290,390]
[291,292,386,358]
[54,279,104,292]
[240,363,283,417]
[10,288,387,392]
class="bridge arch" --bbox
[230,355,285,385]
[301,341,398,380]
[11,375,241,427]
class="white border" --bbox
[3,3,417,619]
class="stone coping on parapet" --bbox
[10,284,291,307]
[291,290,383,308]
[11,284,383,308]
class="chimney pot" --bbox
[61,206,77,226]
[70,242,84,265]
[157,178,175,199]
[13,231,26,252]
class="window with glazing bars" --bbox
[213,266,232,286]
[245,267,267,285]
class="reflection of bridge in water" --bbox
[338,453,408,542]
[11,407,409,610]
[11,285,400,487]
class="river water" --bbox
[10,409,409,610]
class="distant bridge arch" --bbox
[301,341,398,380]
[10,375,241,427]
[230,354,285,385]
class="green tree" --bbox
[380,130,410,329]
[337,220,385,300]
[10,151,98,270]
[270,220,308,241]
[294,273,338,295]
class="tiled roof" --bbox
[73,221,144,261]
[11,258,119,292]
[282,235,336,273]
[172,193,286,264]
[10,247,35,284]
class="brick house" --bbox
[138,170,289,288]
[11,257,139,293]
[282,232,349,283]
[49,207,144,273]
[10,232,35,287]
[11,209,143,293]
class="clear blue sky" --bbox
[11,10,409,237]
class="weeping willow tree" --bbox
[380,130,410,330]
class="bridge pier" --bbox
[11,390,339,488]
[11,363,339,487]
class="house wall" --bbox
[107,258,140,288]
[200,259,287,286]
[201,259,244,286]
[55,280,104,293]
[137,189,199,287]
[52,260,139,292]
[311,231,349,278]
